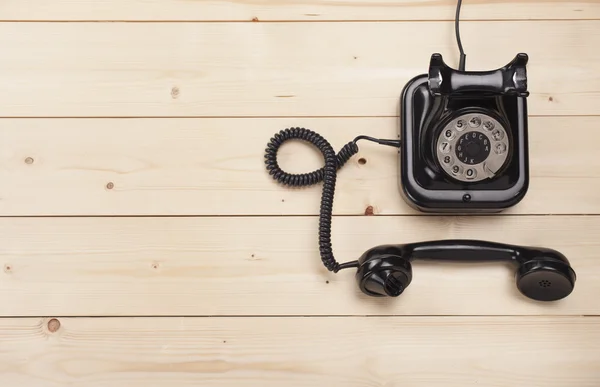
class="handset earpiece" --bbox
[355,240,576,301]
[514,246,576,301]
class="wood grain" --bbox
[0,316,598,386]
[1,117,598,216]
[1,215,598,317]
[1,2,597,385]
[0,21,598,117]
[4,0,600,21]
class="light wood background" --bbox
[1,1,600,386]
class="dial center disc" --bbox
[456,131,491,165]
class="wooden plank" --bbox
[1,215,598,317]
[1,117,598,216]
[0,21,598,117]
[4,0,600,21]
[0,316,598,386]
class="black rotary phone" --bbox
[400,52,529,213]
[263,0,576,302]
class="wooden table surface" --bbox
[1,1,600,386]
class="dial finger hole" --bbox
[494,143,507,155]
[451,164,463,176]
[492,129,504,141]
[439,141,452,154]
[469,116,481,128]
[444,129,455,140]
[465,168,477,180]
[483,121,495,131]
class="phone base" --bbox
[399,54,530,214]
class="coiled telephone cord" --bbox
[264,127,401,273]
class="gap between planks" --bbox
[1,19,600,23]
[1,214,599,219]
[0,314,596,319]
[3,0,599,22]
[1,114,600,119]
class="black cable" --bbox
[455,0,466,71]
[264,127,401,273]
